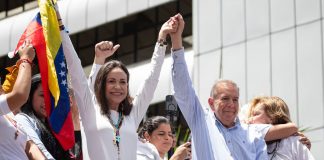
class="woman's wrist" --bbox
[16,58,33,67]
[157,38,167,46]
[158,31,168,46]
[158,30,167,40]
[94,57,105,65]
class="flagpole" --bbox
[53,3,64,31]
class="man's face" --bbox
[209,83,239,128]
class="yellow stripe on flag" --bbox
[38,0,61,106]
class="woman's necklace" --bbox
[107,111,124,159]
[267,140,281,160]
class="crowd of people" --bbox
[0,11,315,160]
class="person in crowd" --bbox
[247,96,315,160]
[0,40,45,160]
[170,14,299,159]
[68,87,83,160]
[60,11,179,159]
[16,74,78,160]
[137,116,191,160]
[169,13,231,160]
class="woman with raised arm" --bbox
[60,12,179,159]
[0,40,45,160]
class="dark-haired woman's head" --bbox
[94,60,132,116]
[21,74,68,159]
[21,74,46,120]
[138,116,173,156]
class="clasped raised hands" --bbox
[158,13,185,50]
[159,15,179,40]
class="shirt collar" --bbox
[214,113,240,130]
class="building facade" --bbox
[194,0,324,159]
[0,0,323,159]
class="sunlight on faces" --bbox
[145,123,173,156]
[250,104,272,124]
[210,83,239,127]
[32,84,47,119]
[105,67,128,110]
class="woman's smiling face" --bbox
[32,84,47,119]
[105,67,128,110]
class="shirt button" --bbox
[227,140,230,143]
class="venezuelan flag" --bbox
[13,0,74,150]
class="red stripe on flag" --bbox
[14,14,52,116]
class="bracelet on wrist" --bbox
[59,25,65,31]
[157,38,167,46]
[16,58,33,67]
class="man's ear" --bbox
[208,97,215,112]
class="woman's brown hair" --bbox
[248,96,291,125]
[94,60,133,116]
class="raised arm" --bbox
[57,6,98,127]
[6,40,35,113]
[170,13,184,50]
[131,16,178,126]
[88,41,120,92]
[170,14,199,125]
[94,41,120,65]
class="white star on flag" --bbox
[59,70,65,77]
[61,79,67,86]
[60,61,66,68]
